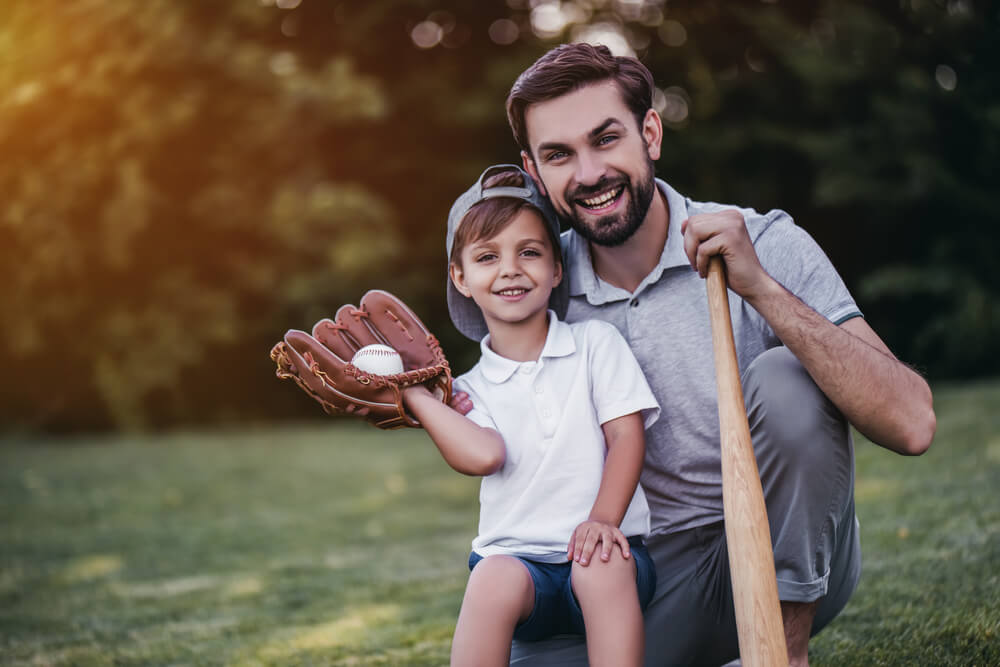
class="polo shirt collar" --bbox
[478,311,576,384]
[565,178,690,305]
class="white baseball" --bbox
[351,344,404,375]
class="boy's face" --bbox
[521,81,662,247]
[450,209,562,335]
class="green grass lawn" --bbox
[2,380,998,666]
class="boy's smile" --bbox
[450,208,562,343]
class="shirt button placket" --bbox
[534,378,556,440]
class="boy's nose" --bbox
[499,257,522,278]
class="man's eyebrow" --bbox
[536,118,626,154]
[588,117,625,139]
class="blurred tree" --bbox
[1,1,404,429]
[1,0,996,433]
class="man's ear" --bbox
[642,108,663,161]
[521,151,547,196]
[449,262,471,297]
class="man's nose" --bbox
[575,150,607,186]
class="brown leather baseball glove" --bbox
[270,290,452,429]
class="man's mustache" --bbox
[568,176,628,200]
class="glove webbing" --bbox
[344,362,451,386]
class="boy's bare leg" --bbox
[451,555,534,667]
[571,551,643,667]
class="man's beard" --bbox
[558,157,656,247]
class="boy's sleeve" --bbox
[587,322,660,429]
[453,376,498,432]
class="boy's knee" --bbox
[468,555,533,611]
[570,550,636,599]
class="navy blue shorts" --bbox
[468,536,656,642]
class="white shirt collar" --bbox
[478,311,577,384]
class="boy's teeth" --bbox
[499,288,526,296]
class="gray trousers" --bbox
[510,346,862,666]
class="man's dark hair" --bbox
[506,43,655,156]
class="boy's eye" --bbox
[597,134,618,146]
[475,252,497,263]
[521,248,542,257]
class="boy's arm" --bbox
[403,385,506,476]
[568,411,646,565]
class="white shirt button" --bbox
[542,409,551,418]
[535,385,544,394]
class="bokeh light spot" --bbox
[269,52,298,77]
[572,23,634,58]
[616,0,645,22]
[428,10,457,33]
[489,19,520,45]
[531,3,569,39]
[935,64,957,91]
[658,20,687,47]
[411,21,443,49]
[640,5,664,27]
[947,0,971,16]
[627,28,651,51]
[280,15,299,37]
[276,0,302,9]
[12,81,43,106]
[656,86,690,124]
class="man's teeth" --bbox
[498,288,527,296]
[581,187,622,208]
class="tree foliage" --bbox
[2,0,996,432]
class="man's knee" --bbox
[743,346,848,469]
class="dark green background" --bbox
[3,0,997,432]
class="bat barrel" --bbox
[706,256,788,667]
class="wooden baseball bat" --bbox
[706,256,788,666]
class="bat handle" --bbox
[706,256,789,667]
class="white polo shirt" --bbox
[455,313,660,563]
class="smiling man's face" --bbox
[522,81,661,247]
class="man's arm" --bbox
[683,211,936,456]
[403,385,507,475]
[568,412,646,564]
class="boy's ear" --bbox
[521,151,547,196]
[552,259,563,288]
[449,262,471,297]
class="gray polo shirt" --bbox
[562,178,862,536]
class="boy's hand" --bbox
[450,390,473,415]
[568,520,631,566]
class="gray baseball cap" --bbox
[446,164,568,341]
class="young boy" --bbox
[402,165,660,667]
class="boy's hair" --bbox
[506,43,655,156]
[449,168,563,268]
